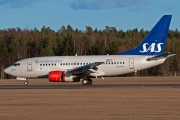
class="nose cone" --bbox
[4,67,11,75]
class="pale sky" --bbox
[0,0,179,31]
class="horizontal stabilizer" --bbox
[147,52,176,61]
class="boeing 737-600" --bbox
[4,15,175,85]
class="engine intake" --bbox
[49,71,73,82]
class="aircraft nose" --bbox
[4,67,11,74]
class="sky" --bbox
[0,0,179,31]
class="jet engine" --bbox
[49,71,74,82]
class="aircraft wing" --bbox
[68,62,104,76]
[147,52,176,61]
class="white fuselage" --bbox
[5,55,165,78]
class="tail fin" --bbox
[118,15,172,55]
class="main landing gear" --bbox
[82,78,93,85]
[24,80,28,85]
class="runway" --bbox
[0,84,180,89]
[1,77,180,120]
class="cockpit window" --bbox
[12,63,20,66]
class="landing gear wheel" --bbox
[88,79,93,85]
[82,79,89,85]
[24,81,28,85]
[82,78,93,85]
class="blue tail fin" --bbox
[118,15,172,55]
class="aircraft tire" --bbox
[82,79,88,85]
[24,81,28,85]
[88,79,93,85]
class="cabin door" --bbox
[27,60,33,71]
[129,58,134,69]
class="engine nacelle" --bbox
[49,71,73,82]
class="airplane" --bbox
[4,15,175,85]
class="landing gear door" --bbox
[27,60,33,71]
[129,58,134,69]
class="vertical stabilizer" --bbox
[118,15,172,55]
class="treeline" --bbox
[0,25,180,78]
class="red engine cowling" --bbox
[49,71,73,82]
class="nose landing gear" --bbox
[24,80,28,85]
